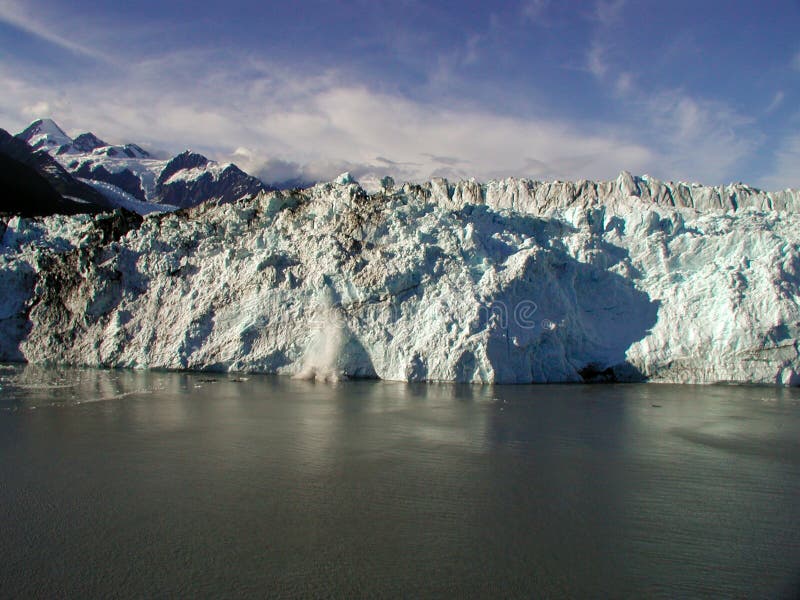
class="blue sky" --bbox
[1,0,799,189]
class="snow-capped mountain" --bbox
[16,118,73,153]
[62,132,107,154]
[15,119,270,214]
[153,150,267,208]
[2,174,800,385]
[0,128,113,215]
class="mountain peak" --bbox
[18,118,69,140]
[90,143,151,159]
[157,150,210,186]
[17,118,73,151]
[71,132,108,153]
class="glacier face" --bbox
[2,173,800,385]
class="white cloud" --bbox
[586,42,609,78]
[0,39,770,188]
[0,52,656,185]
[634,90,757,183]
[602,75,757,184]
[592,0,626,25]
[21,100,51,118]
[759,134,800,191]
[575,0,759,185]
[766,91,784,113]
[0,0,108,61]
[521,0,550,23]
[615,72,634,95]
[583,0,626,80]
[243,84,655,183]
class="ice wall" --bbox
[2,174,799,385]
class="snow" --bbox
[16,119,214,212]
[2,176,800,385]
[58,145,253,212]
[78,178,177,215]
[163,163,229,185]
[62,150,252,212]
[90,144,150,159]
[334,172,357,185]
[21,118,73,150]
[70,155,167,199]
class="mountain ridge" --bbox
[15,118,271,214]
[0,128,113,215]
[15,117,800,214]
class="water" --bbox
[1,365,799,598]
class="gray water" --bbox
[1,365,799,598]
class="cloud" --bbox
[615,72,634,94]
[0,50,659,186]
[604,78,757,184]
[759,134,800,191]
[0,0,107,61]
[249,157,311,187]
[21,100,52,118]
[583,0,625,80]
[521,0,551,23]
[793,50,800,71]
[766,91,784,113]
[422,154,468,166]
[592,0,626,25]
[0,37,769,188]
[634,90,758,183]
[586,41,609,78]
[574,0,759,185]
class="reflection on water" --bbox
[0,365,799,598]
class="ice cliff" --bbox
[2,172,800,385]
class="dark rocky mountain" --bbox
[92,143,150,159]
[1,129,113,210]
[14,120,272,213]
[0,129,107,216]
[71,162,147,201]
[16,118,72,152]
[157,158,267,209]
[156,151,210,186]
[62,132,107,154]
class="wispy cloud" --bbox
[431,11,505,72]
[521,0,551,24]
[592,0,626,25]
[615,72,634,94]
[0,50,655,185]
[586,41,609,78]
[577,0,758,184]
[759,134,800,190]
[582,0,624,79]
[0,0,781,190]
[634,90,758,183]
[0,0,108,61]
[766,91,785,113]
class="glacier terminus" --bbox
[2,169,800,386]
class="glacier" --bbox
[2,171,800,385]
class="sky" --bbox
[1,0,799,189]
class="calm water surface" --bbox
[1,364,799,598]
